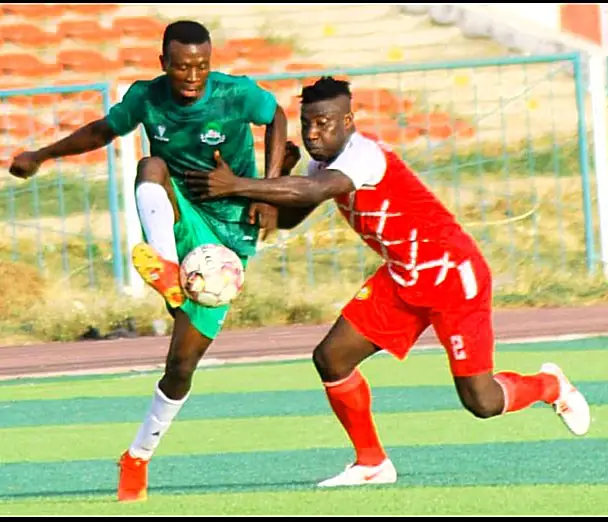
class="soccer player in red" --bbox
[184,76,591,487]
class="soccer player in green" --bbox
[8,20,287,502]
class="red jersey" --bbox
[307,132,488,305]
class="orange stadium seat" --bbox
[0,145,24,168]
[0,23,60,48]
[257,78,300,93]
[116,71,160,84]
[352,89,402,114]
[64,4,120,16]
[5,92,63,109]
[112,16,165,41]
[427,123,454,141]
[0,53,60,78]
[230,65,272,77]
[117,47,159,70]
[454,120,476,139]
[0,114,46,139]
[56,49,118,74]
[224,37,267,54]
[243,44,293,62]
[212,46,240,68]
[56,108,104,131]
[284,96,301,120]
[284,63,326,73]
[51,79,106,104]
[1,3,67,19]
[63,147,108,165]
[57,19,121,44]
[407,111,452,129]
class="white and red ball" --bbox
[179,244,245,307]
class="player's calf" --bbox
[454,373,505,419]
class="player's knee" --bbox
[136,156,170,185]
[312,344,353,382]
[460,392,501,419]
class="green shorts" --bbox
[169,179,258,339]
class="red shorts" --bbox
[342,255,495,377]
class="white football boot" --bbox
[540,363,591,436]
[317,458,397,488]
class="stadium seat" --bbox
[284,63,326,73]
[352,89,402,114]
[56,108,104,131]
[212,46,240,68]
[63,147,108,165]
[407,111,452,129]
[0,53,60,78]
[258,78,300,93]
[116,71,160,84]
[51,79,106,104]
[0,113,46,138]
[56,49,118,74]
[5,93,63,109]
[64,4,120,16]
[454,120,476,139]
[427,123,454,140]
[224,37,268,54]
[243,44,293,62]
[1,3,67,19]
[57,20,121,44]
[117,47,160,70]
[0,145,24,168]
[0,23,60,47]
[229,65,272,77]
[112,16,165,41]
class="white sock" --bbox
[135,182,179,263]
[129,382,189,461]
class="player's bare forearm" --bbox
[37,118,117,162]
[264,105,287,179]
[233,171,354,207]
[277,206,317,229]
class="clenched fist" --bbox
[9,151,44,179]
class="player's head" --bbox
[300,76,355,162]
[161,20,212,104]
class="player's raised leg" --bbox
[312,316,397,488]
[133,156,185,308]
[433,305,591,435]
[117,308,214,502]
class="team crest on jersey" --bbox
[200,122,226,146]
[355,285,372,301]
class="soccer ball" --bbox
[179,244,245,307]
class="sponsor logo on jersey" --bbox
[153,125,169,142]
[200,122,226,146]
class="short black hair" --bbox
[300,76,352,104]
[162,20,211,55]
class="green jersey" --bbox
[106,72,278,223]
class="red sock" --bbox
[323,369,386,466]
[494,371,560,413]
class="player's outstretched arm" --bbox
[186,151,355,207]
[249,104,288,240]
[9,118,118,179]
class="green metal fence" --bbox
[248,52,595,298]
[0,83,123,291]
[0,53,595,307]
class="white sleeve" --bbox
[306,160,322,177]
[326,135,386,189]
